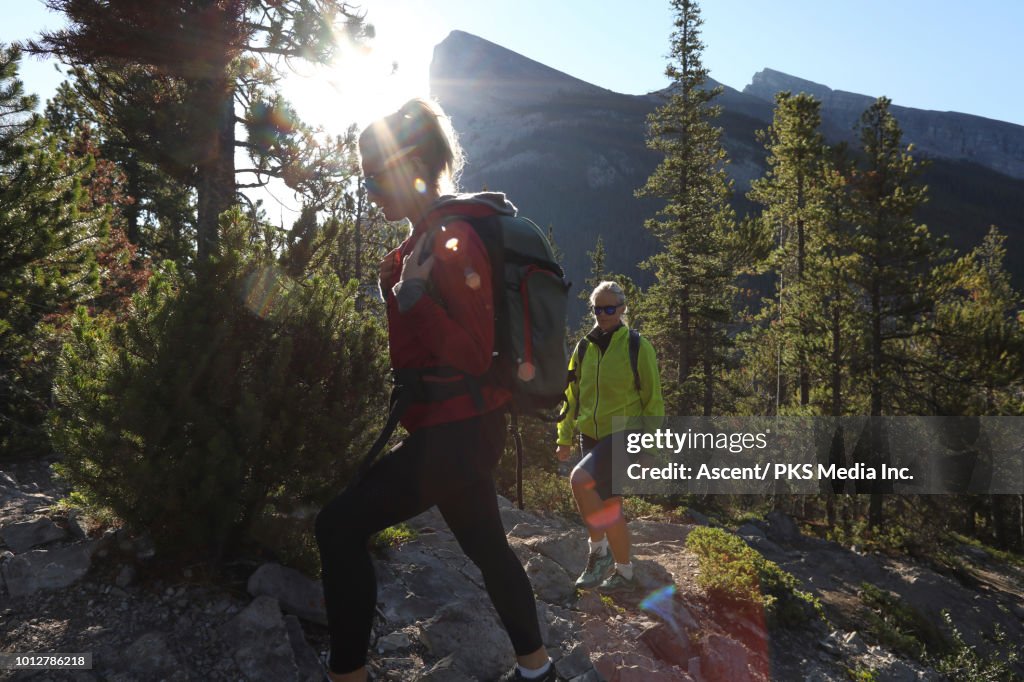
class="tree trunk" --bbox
[831,297,842,417]
[195,74,235,263]
[1019,494,1023,551]
[702,324,713,416]
[678,293,691,413]
[354,188,365,283]
[868,280,884,529]
[797,175,809,406]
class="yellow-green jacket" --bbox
[556,325,665,445]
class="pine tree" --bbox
[31,0,370,263]
[582,234,607,301]
[747,92,831,410]
[847,97,945,526]
[926,228,1022,415]
[45,74,195,264]
[50,209,390,558]
[0,44,108,455]
[635,0,738,415]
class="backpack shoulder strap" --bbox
[576,336,590,368]
[628,329,642,396]
[570,337,589,422]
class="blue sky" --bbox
[4,0,1022,129]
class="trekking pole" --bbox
[510,407,525,510]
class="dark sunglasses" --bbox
[593,304,622,316]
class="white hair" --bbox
[590,281,629,324]
[589,281,626,306]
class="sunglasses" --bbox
[593,304,623,316]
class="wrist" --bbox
[393,278,428,313]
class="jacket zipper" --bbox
[593,343,602,437]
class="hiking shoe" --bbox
[496,661,560,681]
[574,550,615,589]
[597,569,638,594]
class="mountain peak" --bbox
[430,30,607,109]
[743,68,873,107]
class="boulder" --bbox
[765,510,800,544]
[524,553,575,604]
[418,600,516,679]
[247,562,327,626]
[639,622,696,668]
[1,541,98,598]
[516,531,588,576]
[699,633,755,681]
[117,632,185,680]
[0,517,67,552]
[284,614,323,682]
[217,596,300,682]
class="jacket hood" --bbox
[432,192,518,217]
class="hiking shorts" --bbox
[576,432,639,500]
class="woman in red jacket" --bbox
[315,98,557,682]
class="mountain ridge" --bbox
[429,31,1024,318]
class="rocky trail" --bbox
[2,455,1022,681]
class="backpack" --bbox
[569,328,645,422]
[444,213,570,413]
[356,211,571,510]
[449,214,570,511]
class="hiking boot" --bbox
[574,550,615,589]
[597,569,638,594]
[496,661,560,681]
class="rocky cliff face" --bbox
[744,68,1024,179]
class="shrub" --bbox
[685,526,823,627]
[934,610,1020,681]
[49,211,390,560]
[518,467,577,517]
[857,582,947,660]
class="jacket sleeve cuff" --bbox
[392,278,428,313]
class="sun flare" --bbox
[281,15,438,137]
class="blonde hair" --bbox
[358,97,464,195]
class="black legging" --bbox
[315,408,543,674]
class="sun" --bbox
[281,13,440,137]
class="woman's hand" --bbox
[400,234,435,282]
[555,445,572,461]
[379,251,399,285]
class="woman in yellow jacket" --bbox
[556,281,664,593]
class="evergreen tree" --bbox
[0,45,108,455]
[45,74,195,265]
[747,92,830,410]
[847,97,945,526]
[50,209,390,559]
[31,0,370,263]
[636,0,738,415]
[582,234,607,303]
[925,228,1023,416]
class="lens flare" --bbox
[639,584,690,640]
[640,583,677,616]
[517,362,536,381]
[242,266,287,319]
[464,267,481,290]
[584,498,623,529]
[414,177,427,193]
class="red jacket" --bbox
[381,194,515,431]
